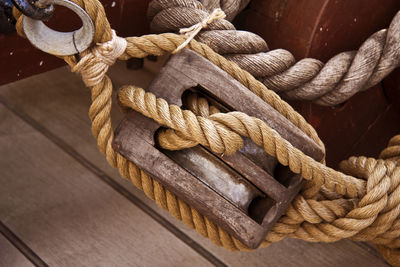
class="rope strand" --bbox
[148,0,400,106]
[173,8,226,54]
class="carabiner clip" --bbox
[11,0,54,21]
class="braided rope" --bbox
[14,0,400,264]
[148,0,400,106]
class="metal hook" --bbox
[0,0,16,34]
[12,0,54,21]
[22,0,94,56]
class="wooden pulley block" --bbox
[113,49,324,248]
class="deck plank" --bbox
[0,235,34,267]
[0,63,389,267]
[0,104,213,267]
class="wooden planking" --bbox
[0,234,34,267]
[1,221,47,267]
[0,104,213,267]
[0,63,389,267]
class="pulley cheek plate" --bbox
[113,49,324,248]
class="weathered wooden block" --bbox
[113,49,323,248]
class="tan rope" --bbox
[14,1,400,265]
[73,30,127,87]
[173,8,226,54]
[381,135,400,163]
[156,92,221,150]
[118,85,364,199]
[118,85,243,155]
[148,0,400,106]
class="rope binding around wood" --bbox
[12,0,400,266]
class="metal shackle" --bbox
[22,0,94,56]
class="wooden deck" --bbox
[0,59,390,266]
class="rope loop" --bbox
[72,30,127,87]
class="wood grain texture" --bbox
[114,114,271,248]
[147,49,324,160]
[242,0,400,168]
[0,235,34,267]
[1,221,48,267]
[244,0,400,60]
[114,50,312,248]
[0,63,389,267]
[0,104,213,267]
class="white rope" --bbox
[172,8,226,54]
[72,30,127,87]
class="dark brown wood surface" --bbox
[150,49,324,160]
[115,113,273,248]
[0,61,390,266]
[113,49,320,248]
[243,0,400,167]
[0,0,151,86]
[243,0,400,61]
[383,69,400,109]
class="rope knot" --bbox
[72,30,127,87]
[173,8,226,54]
[338,157,400,243]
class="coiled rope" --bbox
[148,0,400,106]
[13,0,400,265]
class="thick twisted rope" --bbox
[14,0,400,265]
[381,135,400,163]
[117,76,400,259]
[156,92,221,150]
[116,35,400,253]
[155,93,400,245]
[118,85,243,155]
[148,0,400,106]
[118,86,366,199]
[173,7,226,53]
